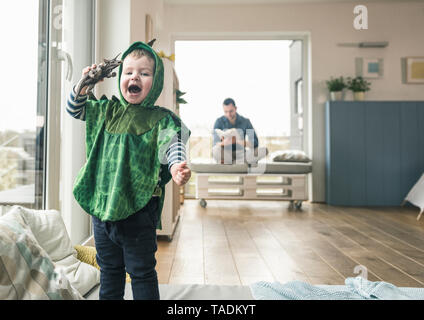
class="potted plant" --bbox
[347,76,371,101]
[326,76,346,101]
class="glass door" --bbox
[0,0,95,244]
[0,0,48,211]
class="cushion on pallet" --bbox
[190,158,312,174]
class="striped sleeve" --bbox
[66,86,88,121]
[166,139,187,170]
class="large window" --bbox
[0,0,95,246]
[0,1,48,210]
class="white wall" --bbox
[96,0,166,97]
[130,0,165,47]
[161,1,424,202]
[95,0,131,98]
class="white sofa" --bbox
[0,206,100,299]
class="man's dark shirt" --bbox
[213,113,259,150]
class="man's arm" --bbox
[246,119,259,149]
[212,118,223,146]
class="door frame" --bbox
[171,32,312,199]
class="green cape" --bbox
[72,41,190,225]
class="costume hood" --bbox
[118,41,164,107]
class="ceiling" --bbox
[164,0,420,4]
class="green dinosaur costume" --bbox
[72,41,190,226]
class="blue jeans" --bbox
[92,197,160,300]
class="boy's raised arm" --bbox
[66,64,99,121]
[66,86,88,121]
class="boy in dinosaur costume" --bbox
[66,41,191,300]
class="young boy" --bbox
[66,41,191,300]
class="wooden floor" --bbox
[156,199,424,287]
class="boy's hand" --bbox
[79,64,103,95]
[170,161,191,186]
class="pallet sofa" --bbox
[190,158,312,209]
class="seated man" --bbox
[212,98,268,164]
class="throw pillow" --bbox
[74,245,131,283]
[0,210,83,300]
[10,206,100,296]
[272,150,311,163]
[15,206,74,261]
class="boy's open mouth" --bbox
[128,84,141,94]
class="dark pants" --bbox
[92,197,160,300]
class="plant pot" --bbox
[330,91,344,101]
[353,91,365,101]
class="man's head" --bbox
[223,98,237,123]
[120,49,155,105]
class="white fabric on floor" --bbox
[84,283,254,300]
[404,173,424,220]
